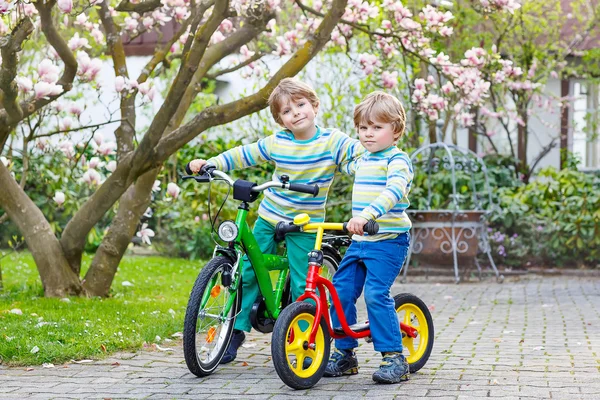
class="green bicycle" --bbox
[181,165,338,377]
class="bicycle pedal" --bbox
[344,367,359,375]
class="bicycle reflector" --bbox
[218,221,238,242]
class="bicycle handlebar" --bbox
[182,163,319,197]
[275,219,379,242]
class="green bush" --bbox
[490,166,600,267]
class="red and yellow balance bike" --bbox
[271,213,434,389]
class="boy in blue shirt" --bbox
[325,91,414,384]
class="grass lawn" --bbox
[0,251,204,366]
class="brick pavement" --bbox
[1,276,599,399]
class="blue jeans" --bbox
[330,233,410,353]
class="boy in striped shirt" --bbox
[187,78,363,364]
[324,91,414,384]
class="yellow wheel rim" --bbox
[284,312,326,378]
[397,303,429,364]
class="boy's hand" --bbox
[347,216,369,235]
[188,159,207,174]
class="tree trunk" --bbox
[0,163,83,297]
[83,168,158,296]
[517,103,529,182]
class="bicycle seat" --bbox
[333,321,370,335]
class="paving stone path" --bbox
[1,276,599,399]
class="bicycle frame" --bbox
[199,203,290,322]
[295,222,419,347]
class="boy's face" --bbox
[357,119,398,153]
[278,96,318,137]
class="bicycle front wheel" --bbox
[183,256,241,377]
[271,302,331,390]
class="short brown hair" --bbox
[354,91,406,139]
[268,78,320,125]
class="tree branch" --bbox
[132,0,230,168]
[0,17,34,145]
[156,0,350,159]
[58,0,349,272]
[98,0,137,160]
[115,0,163,13]
[206,52,264,79]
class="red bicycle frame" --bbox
[297,263,418,346]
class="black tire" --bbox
[183,256,241,377]
[321,245,340,281]
[394,293,434,373]
[271,302,331,390]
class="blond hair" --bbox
[268,78,320,125]
[354,91,406,139]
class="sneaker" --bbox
[372,352,410,384]
[220,330,245,364]
[323,348,358,377]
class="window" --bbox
[572,82,600,170]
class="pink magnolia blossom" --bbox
[414,78,427,91]
[457,112,475,127]
[152,180,161,192]
[76,51,102,81]
[16,76,33,93]
[167,182,180,199]
[115,76,125,92]
[91,28,105,44]
[143,17,154,30]
[124,17,138,32]
[68,33,91,51]
[36,138,50,151]
[93,132,104,146]
[152,9,172,26]
[210,31,225,45]
[59,117,73,131]
[88,157,102,169]
[136,223,155,245]
[34,81,62,99]
[59,141,75,159]
[53,191,65,206]
[75,13,88,25]
[83,169,102,186]
[275,36,292,56]
[0,0,10,14]
[441,82,454,94]
[381,71,398,89]
[219,19,233,33]
[97,141,117,156]
[57,0,73,13]
[106,160,117,172]
[38,59,60,83]
[68,103,83,116]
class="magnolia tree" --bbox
[1,0,529,298]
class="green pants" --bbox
[234,217,316,332]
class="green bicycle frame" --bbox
[200,205,290,321]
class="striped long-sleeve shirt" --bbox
[342,146,414,241]
[207,126,363,225]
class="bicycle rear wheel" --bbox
[183,256,241,376]
[395,293,434,373]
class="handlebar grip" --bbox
[185,162,193,175]
[364,220,379,235]
[288,183,319,197]
[342,220,379,235]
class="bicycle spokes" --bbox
[284,313,324,378]
[398,303,429,363]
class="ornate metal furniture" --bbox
[402,143,503,283]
